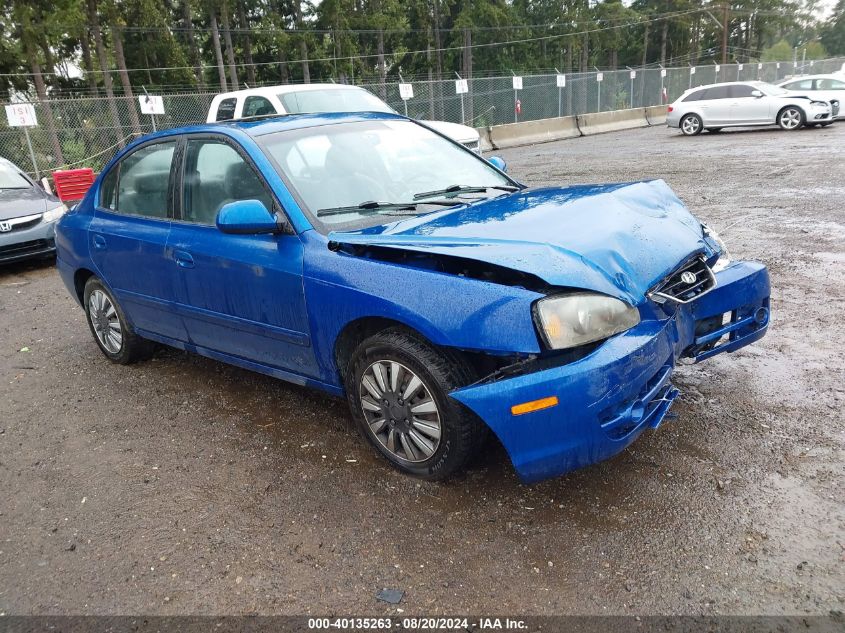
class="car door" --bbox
[699,86,733,124]
[166,134,318,377]
[728,84,771,123]
[88,139,186,341]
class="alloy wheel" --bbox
[359,360,442,463]
[88,289,123,354]
[780,108,801,130]
[681,116,701,135]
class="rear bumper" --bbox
[451,260,770,483]
[0,219,57,264]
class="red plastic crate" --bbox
[52,168,96,202]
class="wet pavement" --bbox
[1,123,843,615]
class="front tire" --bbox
[83,277,153,364]
[777,106,804,131]
[346,329,487,480]
[680,114,703,136]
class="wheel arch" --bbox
[73,267,97,304]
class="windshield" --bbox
[257,119,515,233]
[278,88,394,115]
[755,81,789,96]
[0,163,31,189]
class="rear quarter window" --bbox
[215,98,237,121]
[683,90,705,102]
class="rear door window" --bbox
[113,142,176,218]
[683,89,706,102]
[243,96,277,117]
[702,86,730,100]
[215,98,237,121]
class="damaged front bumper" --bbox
[450,260,770,483]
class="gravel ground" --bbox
[0,122,843,617]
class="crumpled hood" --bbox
[0,187,49,221]
[328,180,715,304]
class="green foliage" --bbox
[762,39,794,61]
[820,0,845,55]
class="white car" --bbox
[206,84,482,153]
[666,81,835,135]
[778,74,845,119]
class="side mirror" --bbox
[487,156,507,173]
[751,90,763,98]
[216,199,286,235]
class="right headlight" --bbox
[534,292,640,350]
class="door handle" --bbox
[173,250,195,269]
[92,234,107,250]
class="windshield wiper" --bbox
[413,184,519,201]
[316,199,460,217]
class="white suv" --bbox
[206,84,482,153]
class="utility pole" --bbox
[721,3,729,66]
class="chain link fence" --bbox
[2,57,844,177]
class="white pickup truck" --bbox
[206,83,482,153]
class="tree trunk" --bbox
[87,0,125,148]
[209,10,228,91]
[295,2,310,82]
[377,29,386,99]
[427,42,435,120]
[28,55,65,168]
[221,1,239,87]
[237,0,255,84]
[181,0,204,87]
[581,33,589,72]
[462,27,473,122]
[433,0,443,118]
[660,20,668,65]
[641,23,649,67]
[80,30,99,95]
[111,25,142,135]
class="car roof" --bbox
[212,83,367,101]
[683,80,769,93]
[778,74,843,82]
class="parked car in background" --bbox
[778,74,845,120]
[206,84,483,153]
[667,81,835,135]
[55,112,770,483]
[0,157,67,264]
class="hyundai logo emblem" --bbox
[0,221,11,232]
[680,271,697,284]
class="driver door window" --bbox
[181,139,273,225]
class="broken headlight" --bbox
[701,223,731,273]
[534,292,640,350]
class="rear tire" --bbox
[777,106,804,131]
[345,329,487,480]
[680,114,703,136]
[83,277,154,364]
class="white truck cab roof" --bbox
[205,83,481,151]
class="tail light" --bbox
[667,106,674,112]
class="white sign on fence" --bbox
[738,63,744,70]
[776,62,780,69]
[556,74,566,88]
[629,70,637,79]
[139,95,165,115]
[715,64,720,73]
[690,66,696,75]
[758,63,763,70]
[455,79,468,94]
[596,72,603,82]
[512,76,523,90]
[660,68,667,77]
[5,103,37,127]
[399,83,414,100]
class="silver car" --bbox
[667,81,835,135]
[0,157,67,264]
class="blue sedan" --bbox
[55,112,770,483]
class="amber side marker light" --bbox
[511,396,559,416]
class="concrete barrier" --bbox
[486,115,581,150]
[576,108,649,136]
[644,105,668,126]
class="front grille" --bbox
[461,140,481,154]
[649,255,716,304]
[0,238,52,258]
